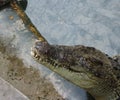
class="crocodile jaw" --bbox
[31,40,120,100]
[31,44,98,89]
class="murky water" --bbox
[26,0,120,56]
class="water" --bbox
[25,0,120,100]
[26,0,120,56]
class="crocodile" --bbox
[31,40,120,100]
[1,0,119,99]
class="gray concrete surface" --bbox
[0,77,29,100]
[0,5,64,100]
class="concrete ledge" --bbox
[0,77,29,100]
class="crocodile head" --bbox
[31,40,120,100]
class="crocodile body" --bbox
[31,40,120,100]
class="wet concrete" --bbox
[0,39,64,100]
[0,77,29,100]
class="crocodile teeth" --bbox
[39,58,42,61]
[35,39,41,42]
[34,54,38,58]
[31,47,36,57]
[31,51,35,57]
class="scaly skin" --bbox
[1,1,119,99]
[31,40,120,100]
